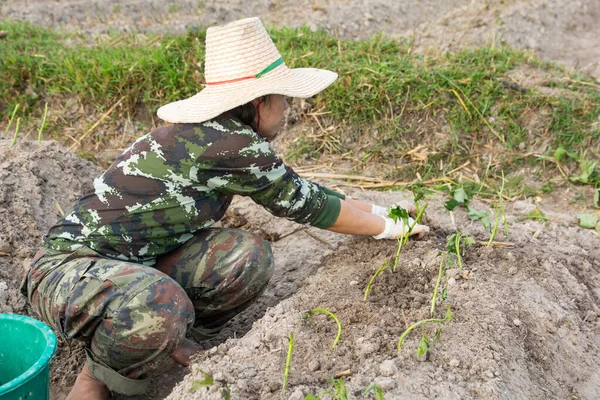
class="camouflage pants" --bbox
[24,228,273,395]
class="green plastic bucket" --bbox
[0,314,57,400]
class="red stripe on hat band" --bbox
[205,75,254,85]
[206,57,284,85]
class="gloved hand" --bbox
[371,200,417,218]
[372,215,430,240]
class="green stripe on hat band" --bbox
[255,57,284,78]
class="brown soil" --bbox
[1,139,599,399]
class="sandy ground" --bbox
[1,0,600,399]
[1,138,599,400]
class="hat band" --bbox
[206,57,284,85]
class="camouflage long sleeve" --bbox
[45,117,340,265]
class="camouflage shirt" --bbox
[45,117,343,265]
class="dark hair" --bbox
[222,95,270,128]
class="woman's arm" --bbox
[326,199,385,236]
[326,199,429,239]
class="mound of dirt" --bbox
[167,191,600,399]
[1,140,599,400]
[0,139,100,395]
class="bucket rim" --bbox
[0,313,57,394]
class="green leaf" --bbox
[523,208,550,221]
[444,198,460,211]
[594,188,599,208]
[463,236,476,246]
[467,206,487,221]
[304,395,320,400]
[388,205,409,224]
[578,213,599,229]
[570,160,599,185]
[446,233,458,253]
[190,371,214,393]
[453,187,469,204]
[417,334,431,357]
[441,286,448,301]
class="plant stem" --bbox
[364,261,390,301]
[487,212,501,247]
[500,171,509,236]
[430,254,445,317]
[282,332,294,392]
[9,118,21,148]
[455,232,463,270]
[4,103,19,136]
[306,308,342,349]
[392,237,402,272]
[38,103,48,144]
[397,317,445,352]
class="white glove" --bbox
[372,215,429,240]
[371,201,416,217]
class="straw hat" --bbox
[157,17,338,124]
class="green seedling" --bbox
[523,208,550,221]
[309,378,350,400]
[364,260,391,302]
[486,212,502,247]
[397,305,453,355]
[487,173,508,246]
[398,254,453,357]
[4,103,19,136]
[446,232,473,270]
[37,103,48,144]
[363,383,384,400]
[282,332,294,392]
[190,370,214,393]
[303,308,342,349]
[499,171,509,237]
[9,117,20,148]
[305,381,382,400]
[468,206,491,232]
[444,187,469,211]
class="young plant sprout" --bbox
[398,254,454,357]
[363,260,391,302]
[397,305,454,355]
[365,192,429,301]
[303,308,342,349]
[189,370,214,393]
[9,117,21,148]
[363,383,384,400]
[282,332,294,392]
[304,378,350,400]
[38,103,49,144]
[4,103,19,137]
[446,231,474,270]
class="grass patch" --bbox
[1,20,598,198]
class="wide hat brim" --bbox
[157,66,338,124]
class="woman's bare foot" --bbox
[170,338,202,366]
[66,364,109,400]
